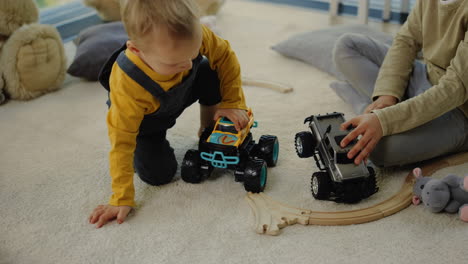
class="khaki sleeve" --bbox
[373,0,423,102]
[374,31,468,136]
[200,25,247,110]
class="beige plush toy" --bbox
[84,0,227,21]
[84,0,121,22]
[0,0,67,104]
[199,0,226,15]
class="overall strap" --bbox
[116,51,166,98]
[98,43,127,91]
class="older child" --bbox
[89,0,249,228]
[331,0,468,167]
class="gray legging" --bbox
[332,33,468,167]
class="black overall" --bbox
[99,45,221,185]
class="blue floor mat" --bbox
[249,0,416,23]
[39,0,103,42]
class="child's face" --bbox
[128,24,203,76]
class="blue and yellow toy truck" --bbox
[181,109,279,193]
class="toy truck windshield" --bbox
[216,123,237,134]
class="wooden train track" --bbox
[242,77,294,94]
[246,152,468,235]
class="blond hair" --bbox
[121,0,200,45]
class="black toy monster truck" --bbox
[181,109,279,193]
[295,112,378,203]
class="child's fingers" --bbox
[89,213,98,224]
[354,138,378,165]
[347,132,372,159]
[91,213,103,224]
[240,114,249,128]
[237,120,243,131]
[341,123,362,148]
[89,207,105,224]
[117,207,131,224]
[234,112,247,131]
[96,212,115,229]
[374,103,382,109]
[213,111,222,120]
[340,120,352,131]
[89,211,96,223]
[228,115,240,131]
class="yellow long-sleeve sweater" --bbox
[107,25,247,207]
[373,0,468,136]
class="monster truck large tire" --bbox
[244,159,267,193]
[311,171,332,200]
[295,131,316,158]
[181,149,203,183]
[257,135,279,167]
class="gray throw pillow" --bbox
[67,21,128,81]
[271,24,393,80]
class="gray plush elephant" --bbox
[412,168,468,222]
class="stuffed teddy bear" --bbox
[83,0,121,22]
[84,0,227,22]
[0,0,67,104]
[199,0,227,16]
[412,167,468,222]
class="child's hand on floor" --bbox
[214,108,249,131]
[89,204,132,228]
[340,113,383,165]
[364,95,398,113]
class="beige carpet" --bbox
[1,0,467,263]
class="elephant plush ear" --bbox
[0,0,39,36]
[413,168,422,179]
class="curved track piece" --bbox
[246,152,468,235]
[242,77,294,94]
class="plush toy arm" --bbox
[0,0,39,36]
[0,24,66,100]
[442,174,463,188]
[445,200,461,213]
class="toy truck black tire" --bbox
[243,159,267,193]
[257,135,279,167]
[311,171,332,200]
[181,149,203,183]
[295,131,316,158]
